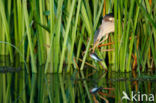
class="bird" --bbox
[92,13,115,52]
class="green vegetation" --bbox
[0,68,155,102]
[0,0,155,73]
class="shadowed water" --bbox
[0,62,156,103]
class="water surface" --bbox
[0,64,156,103]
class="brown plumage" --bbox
[93,13,114,52]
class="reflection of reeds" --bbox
[0,0,155,73]
[0,67,155,103]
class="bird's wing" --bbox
[94,29,100,44]
[96,21,114,42]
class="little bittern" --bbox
[92,13,114,52]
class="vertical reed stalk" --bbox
[0,16,5,55]
[127,0,141,72]
[17,0,25,62]
[67,0,82,72]
[76,25,85,62]
[23,1,37,73]
[45,0,55,73]
[59,0,77,73]
[38,0,46,65]
[0,0,13,62]
[54,0,64,72]
[80,2,93,71]
[122,0,135,71]
[120,0,128,71]
[13,0,18,56]
[114,0,119,71]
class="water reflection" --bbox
[0,65,156,103]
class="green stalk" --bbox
[23,1,37,73]
[119,0,122,71]
[105,0,110,13]
[38,0,46,65]
[14,0,18,55]
[58,0,77,73]
[54,0,64,72]
[137,1,156,29]
[127,0,141,72]
[122,0,135,71]
[114,0,119,71]
[67,0,82,72]
[84,0,92,22]
[150,36,156,67]
[80,2,93,71]
[26,44,30,63]
[145,0,152,69]
[17,0,25,62]
[0,0,13,62]
[81,2,93,35]
[145,0,151,13]
[0,16,5,55]
[80,37,92,71]
[45,0,55,73]
[142,23,152,71]
[117,2,122,42]
[120,0,128,70]
[137,24,147,72]
[7,0,12,18]
[154,1,156,51]
[44,1,51,60]
[76,24,85,62]
[93,0,98,22]
[136,1,156,71]
[93,0,104,31]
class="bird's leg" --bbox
[98,34,108,45]
[92,34,109,52]
[101,49,114,52]
[98,42,114,48]
[92,41,99,53]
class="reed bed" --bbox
[0,0,155,73]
